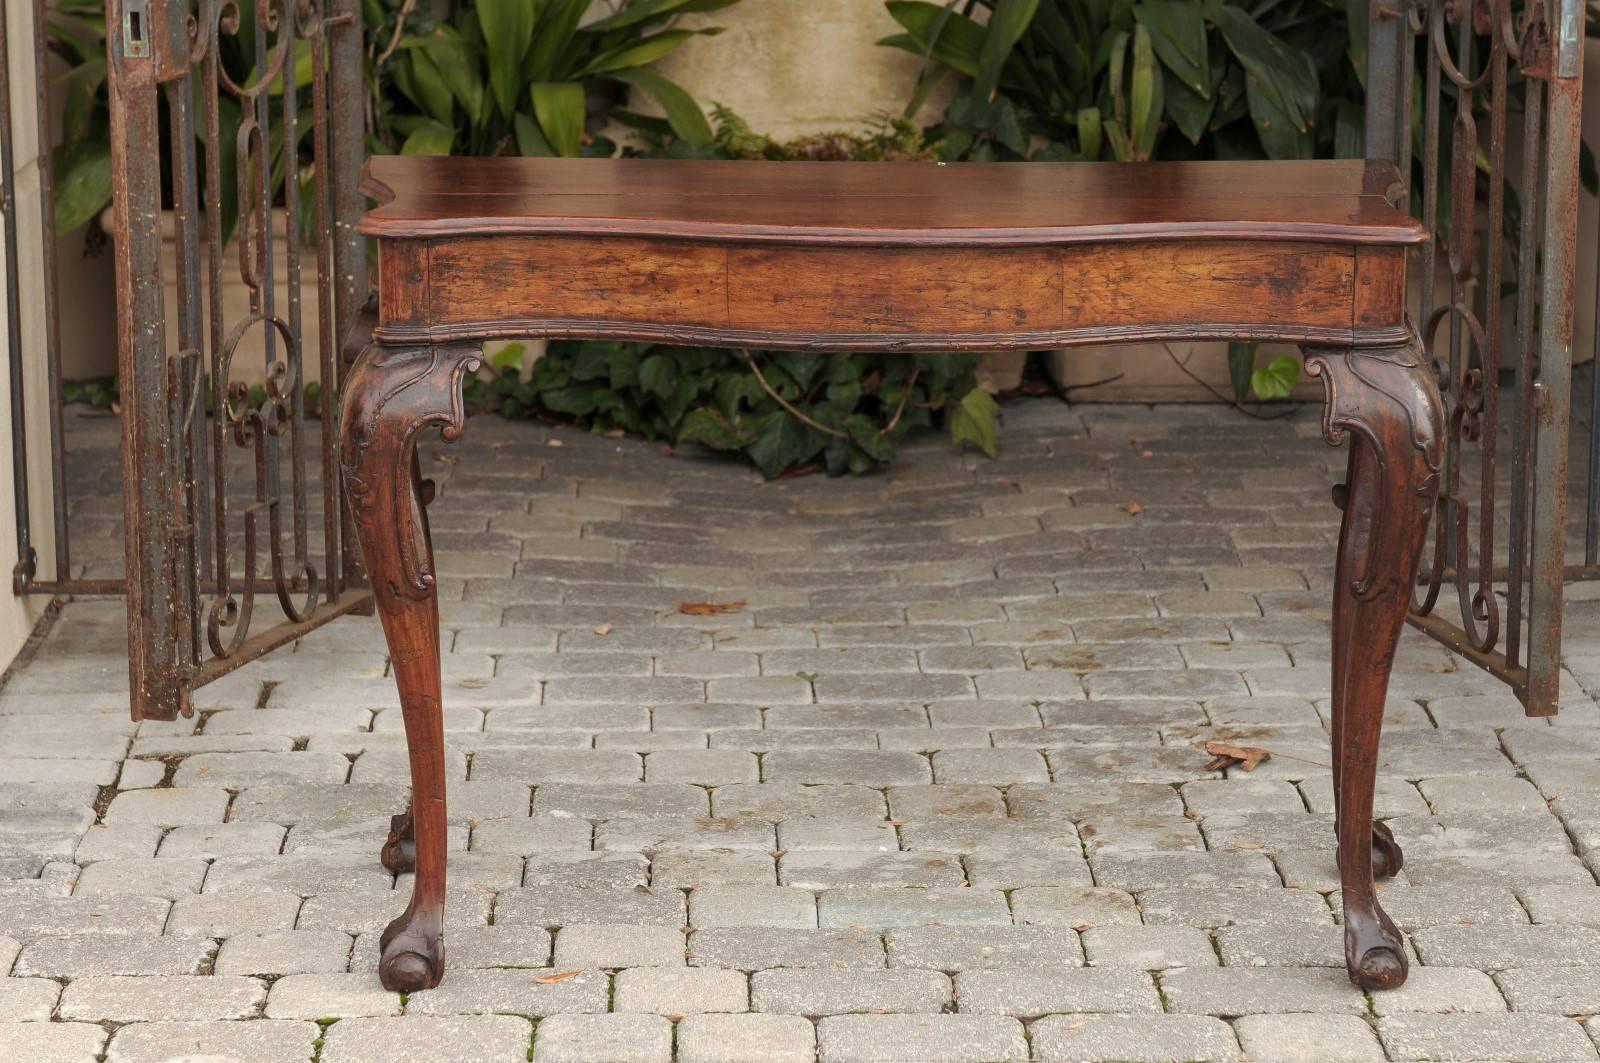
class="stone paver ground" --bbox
[4,396,1600,1061]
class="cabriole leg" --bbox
[1305,332,1443,992]
[341,343,482,992]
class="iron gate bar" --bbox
[98,0,369,721]
[1365,0,1585,716]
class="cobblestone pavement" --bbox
[5,397,1600,1062]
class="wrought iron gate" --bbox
[1366,0,1588,715]
[4,0,373,721]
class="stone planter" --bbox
[52,224,118,382]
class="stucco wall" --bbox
[651,0,942,140]
[0,0,60,669]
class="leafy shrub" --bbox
[880,0,1366,163]
[466,342,1000,479]
[368,0,735,157]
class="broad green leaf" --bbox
[976,0,1041,100]
[528,0,591,81]
[400,121,456,156]
[1346,0,1370,87]
[1244,66,1312,159]
[579,30,706,77]
[1134,1,1209,97]
[949,388,999,458]
[882,1,986,77]
[1251,355,1300,401]
[1227,341,1256,403]
[266,38,315,96]
[531,81,587,157]
[1205,4,1316,159]
[53,140,111,233]
[57,59,106,147]
[477,0,537,118]
[1128,24,1164,160]
[513,111,555,156]
[1163,76,1215,145]
[419,29,486,128]
[407,48,456,126]
[1076,106,1103,160]
[584,0,738,33]
[608,68,712,146]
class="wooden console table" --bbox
[343,156,1439,994]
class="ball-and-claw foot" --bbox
[1371,821,1404,879]
[380,812,416,874]
[378,910,443,992]
[1344,903,1408,992]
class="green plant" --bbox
[1227,342,1299,404]
[466,342,1000,478]
[48,0,327,243]
[626,103,943,162]
[880,0,1363,164]
[367,0,735,158]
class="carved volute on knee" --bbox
[340,345,484,603]
[1303,336,1445,597]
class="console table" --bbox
[342,155,1439,994]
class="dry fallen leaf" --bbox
[678,599,748,616]
[1204,741,1272,772]
[547,439,564,448]
[592,623,613,637]
[1140,449,1154,458]
[533,971,580,984]
[1124,499,1145,515]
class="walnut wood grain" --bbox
[360,157,1426,248]
[343,155,1439,996]
[386,238,1408,351]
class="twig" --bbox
[883,367,921,433]
[740,350,848,438]
[1160,343,1296,421]
[377,0,418,66]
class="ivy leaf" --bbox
[746,412,812,479]
[678,407,746,451]
[949,388,1000,458]
[846,415,895,463]
[1250,355,1300,401]
[639,353,678,399]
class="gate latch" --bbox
[1558,0,1582,79]
[122,0,150,59]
